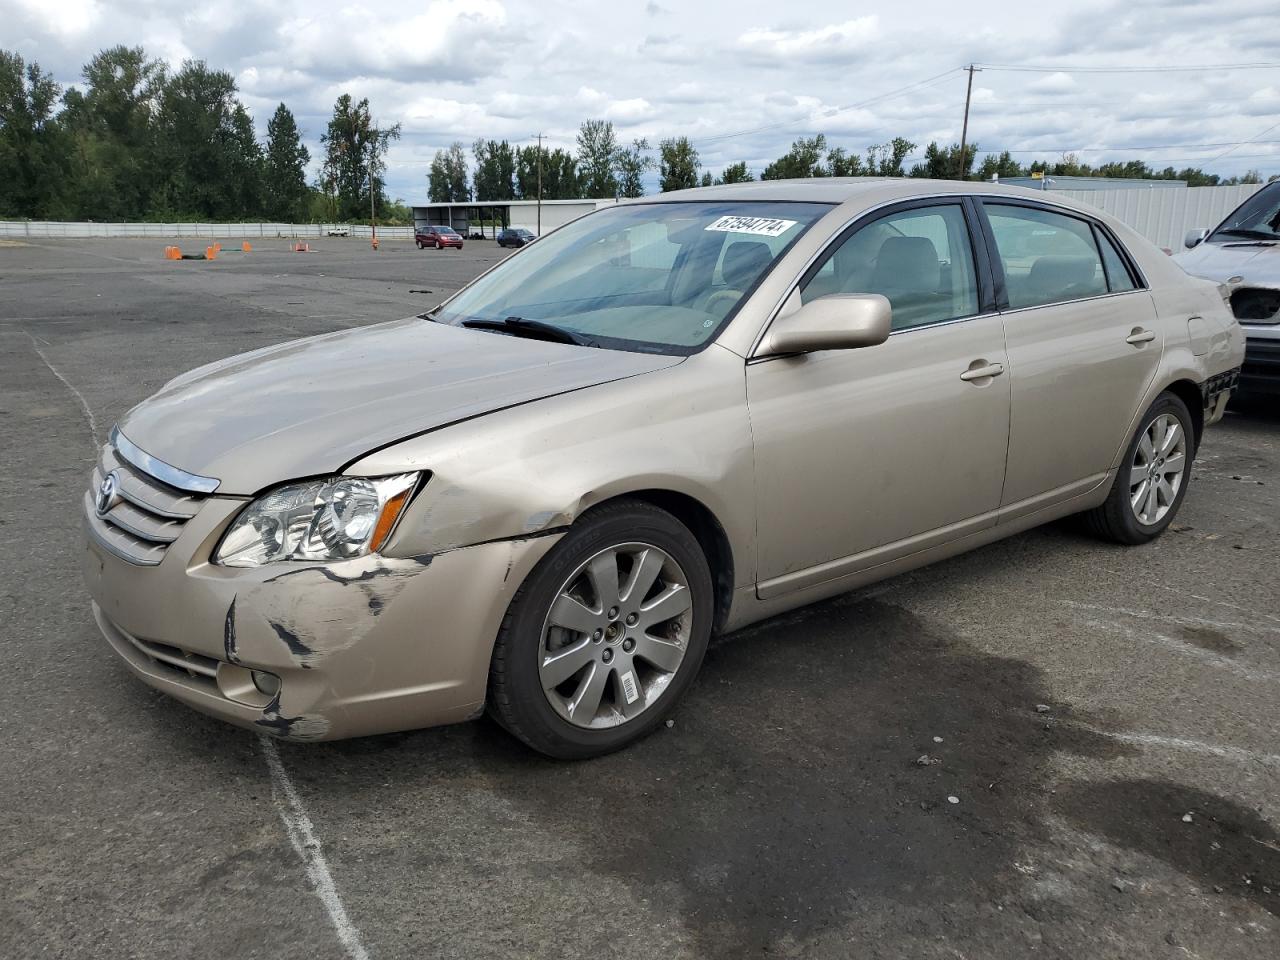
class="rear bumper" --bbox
[83,501,561,740]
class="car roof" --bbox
[629,176,1101,214]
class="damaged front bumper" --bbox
[82,495,561,740]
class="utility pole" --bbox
[957,64,981,181]
[532,132,544,236]
[368,128,379,250]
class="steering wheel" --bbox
[703,289,742,315]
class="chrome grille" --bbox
[84,433,211,566]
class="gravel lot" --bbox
[2,236,1277,960]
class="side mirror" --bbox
[1184,228,1209,249]
[759,294,892,356]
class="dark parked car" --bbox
[497,228,536,248]
[416,226,465,250]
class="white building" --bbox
[410,198,619,238]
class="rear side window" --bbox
[801,202,979,331]
[1096,229,1138,292]
[985,204,1108,309]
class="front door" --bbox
[747,199,1011,599]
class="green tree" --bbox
[761,135,828,179]
[826,147,865,177]
[908,141,975,180]
[472,138,516,200]
[0,51,66,217]
[577,119,620,197]
[699,171,713,187]
[514,145,581,199]
[148,60,263,219]
[865,137,916,177]
[58,45,165,218]
[715,161,753,184]
[973,150,1024,181]
[263,103,310,221]
[615,137,653,198]
[659,136,700,192]
[320,93,401,221]
[429,142,470,202]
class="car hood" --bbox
[1174,240,1280,286]
[118,317,682,495]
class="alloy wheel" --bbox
[1129,412,1187,525]
[538,542,693,729]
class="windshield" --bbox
[433,200,830,354]
[1209,182,1280,242]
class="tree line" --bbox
[0,46,407,223]
[1,44,1269,223]
[433,126,1265,206]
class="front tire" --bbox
[1083,391,1195,544]
[488,499,714,759]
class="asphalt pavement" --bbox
[1,236,1277,959]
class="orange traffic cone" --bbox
[242,241,252,253]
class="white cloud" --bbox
[736,16,879,62]
[4,0,1276,199]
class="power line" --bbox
[695,67,962,146]
[1206,120,1280,164]
[993,139,1280,154]
[977,62,1280,74]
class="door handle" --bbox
[1126,328,1156,345]
[959,361,1004,382]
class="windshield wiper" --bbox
[1214,228,1278,242]
[461,316,595,347]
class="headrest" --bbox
[722,241,773,289]
[870,236,940,292]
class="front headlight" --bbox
[213,473,419,568]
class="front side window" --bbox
[985,204,1108,309]
[800,203,979,331]
[433,201,831,354]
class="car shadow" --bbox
[301,595,1137,957]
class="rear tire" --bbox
[488,499,714,759]
[1083,391,1195,545]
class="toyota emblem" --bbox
[96,470,121,517]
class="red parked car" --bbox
[415,226,465,250]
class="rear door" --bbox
[977,200,1162,515]
[747,198,1011,598]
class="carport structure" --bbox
[412,198,618,238]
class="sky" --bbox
[6,0,1280,201]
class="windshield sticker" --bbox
[705,215,798,237]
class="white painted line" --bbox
[1063,599,1280,636]
[1088,570,1280,626]
[259,735,371,960]
[1066,724,1280,769]
[1076,616,1280,684]
[25,330,100,448]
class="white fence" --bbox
[1056,184,1262,251]
[0,183,1265,251]
[0,221,415,240]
